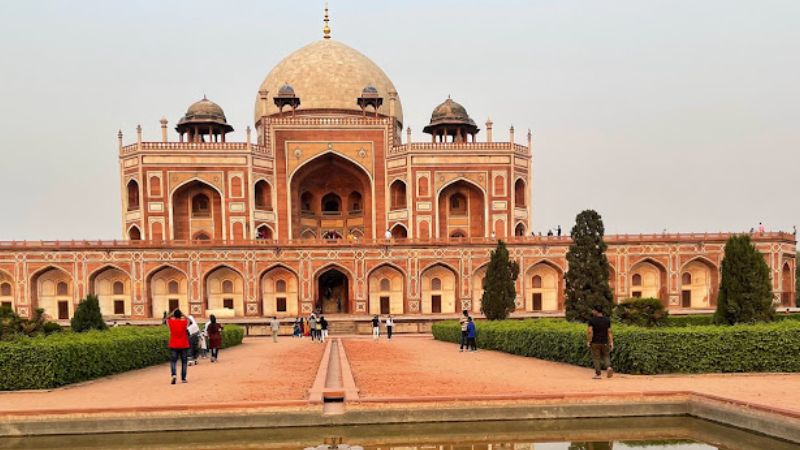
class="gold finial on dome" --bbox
[323,2,331,39]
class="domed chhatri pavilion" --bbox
[0,12,794,326]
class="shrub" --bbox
[714,234,774,324]
[1,306,60,340]
[614,298,668,327]
[0,324,244,390]
[71,294,107,332]
[564,210,614,322]
[480,240,520,320]
[432,319,800,374]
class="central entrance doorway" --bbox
[318,268,349,314]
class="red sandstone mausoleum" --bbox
[0,16,795,322]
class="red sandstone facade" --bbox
[0,35,794,321]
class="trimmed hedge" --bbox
[432,319,800,374]
[0,325,244,390]
[666,313,800,327]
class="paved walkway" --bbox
[1,335,800,418]
[343,338,800,414]
[0,338,324,413]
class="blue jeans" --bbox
[170,348,188,380]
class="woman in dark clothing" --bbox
[205,314,224,362]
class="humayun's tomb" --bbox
[0,15,795,326]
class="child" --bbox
[199,328,208,358]
[466,317,477,352]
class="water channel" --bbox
[0,416,796,450]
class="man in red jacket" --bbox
[167,309,190,384]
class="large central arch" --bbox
[289,153,373,240]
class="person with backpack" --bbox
[167,309,189,384]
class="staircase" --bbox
[327,320,357,335]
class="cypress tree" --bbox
[564,210,614,322]
[71,294,108,332]
[480,240,520,320]
[714,234,775,324]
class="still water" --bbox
[0,417,796,450]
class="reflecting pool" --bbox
[0,416,796,450]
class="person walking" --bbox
[206,314,224,363]
[587,307,613,379]
[314,315,323,342]
[270,316,280,343]
[320,315,328,342]
[303,316,310,338]
[293,316,302,338]
[167,309,190,384]
[186,315,201,366]
[466,316,477,352]
[459,310,470,352]
[386,315,394,340]
[309,314,317,342]
[371,315,381,340]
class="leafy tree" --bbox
[71,294,108,332]
[1,306,60,340]
[714,234,774,324]
[480,240,520,320]
[564,210,614,322]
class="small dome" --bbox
[428,97,476,127]
[180,97,229,125]
[277,83,296,97]
[361,85,379,96]
[176,96,233,134]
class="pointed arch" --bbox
[146,264,189,318]
[435,177,487,239]
[314,263,354,314]
[421,263,459,314]
[390,179,407,210]
[524,260,564,312]
[127,224,142,241]
[368,263,405,314]
[203,264,245,317]
[261,264,300,316]
[30,265,73,320]
[170,177,226,241]
[471,262,490,314]
[679,257,718,308]
[126,179,140,210]
[390,223,408,239]
[254,179,273,211]
[629,257,668,304]
[89,265,132,317]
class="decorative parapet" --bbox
[120,142,270,156]
[0,232,793,251]
[390,142,529,156]
[264,115,392,127]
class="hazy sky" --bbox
[0,0,797,240]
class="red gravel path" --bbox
[342,337,800,414]
[0,338,324,413]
